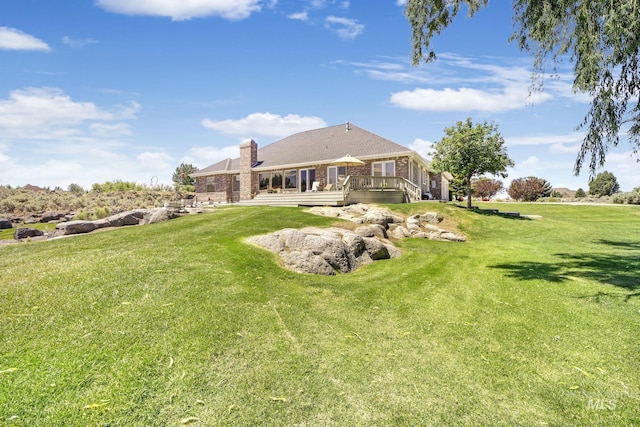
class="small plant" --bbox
[93,206,111,219]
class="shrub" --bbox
[508,177,553,201]
[588,171,620,196]
[68,183,85,194]
[94,206,111,219]
[612,194,625,204]
[472,178,503,200]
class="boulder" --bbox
[0,218,12,229]
[362,237,390,260]
[55,220,98,235]
[13,228,45,240]
[146,208,178,224]
[420,212,443,224]
[388,225,411,239]
[440,232,467,242]
[282,250,337,276]
[95,211,144,228]
[248,226,397,275]
[354,224,387,239]
[40,212,66,223]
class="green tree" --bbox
[67,183,85,194]
[574,188,586,198]
[588,171,620,197]
[508,176,553,201]
[448,174,467,200]
[431,118,514,208]
[405,0,640,176]
[172,163,198,187]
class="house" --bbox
[192,122,450,206]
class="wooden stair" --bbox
[238,191,347,207]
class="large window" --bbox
[206,176,215,192]
[372,161,395,176]
[284,170,297,189]
[327,166,346,187]
[300,168,315,192]
[232,175,240,192]
[271,171,283,190]
[259,173,270,191]
[258,171,284,191]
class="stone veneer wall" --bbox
[428,172,449,200]
[194,175,238,203]
[240,140,257,200]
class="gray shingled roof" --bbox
[194,123,419,176]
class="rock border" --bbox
[248,204,465,275]
[0,208,183,245]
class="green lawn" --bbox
[1,203,639,426]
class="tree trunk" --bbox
[466,178,473,209]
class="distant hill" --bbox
[553,187,576,198]
[22,184,46,191]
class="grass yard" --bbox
[1,203,639,426]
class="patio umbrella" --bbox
[332,154,364,172]
[331,154,365,187]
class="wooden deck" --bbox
[238,191,348,207]
[236,175,420,207]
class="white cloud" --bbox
[390,84,552,112]
[602,151,640,191]
[90,122,133,137]
[183,145,242,167]
[287,11,309,21]
[325,16,364,39]
[0,27,50,51]
[96,0,263,20]
[337,54,587,113]
[62,36,99,48]
[201,112,327,138]
[136,151,173,166]
[506,133,583,147]
[407,138,433,160]
[0,87,139,139]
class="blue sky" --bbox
[1,0,638,192]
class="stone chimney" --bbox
[239,139,257,200]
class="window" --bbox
[271,171,283,189]
[259,173,270,191]
[206,176,215,192]
[300,168,315,192]
[372,161,395,176]
[327,166,346,186]
[232,175,240,192]
[284,170,297,189]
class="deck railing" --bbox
[342,175,422,202]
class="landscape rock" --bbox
[388,225,411,239]
[53,208,180,236]
[0,218,12,229]
[354,224,387,239]
[254,204,466,275]
[40,212,67,223]
[146,208,179,224]
[93,211,142,229]
[420,212,443,224]
[308,204,465,243]
[247,225,400,276]
[55,220,98,235]
[13,228,45,240]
